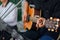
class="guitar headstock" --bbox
[45,17,60,32]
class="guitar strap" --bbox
[0,3,13,19]
[2,0,23,19]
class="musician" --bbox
[22,0,60,40]
[0,0,18,40]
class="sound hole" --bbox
[27,14,30,22]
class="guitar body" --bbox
[24,21,32,30]
[24,4,35,30]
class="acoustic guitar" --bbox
[23,4,60,32]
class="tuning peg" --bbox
[50,17,53,20]
[48,28,51,31]
[54,24,58,32]
[56,19,60,22]
[51,29,54,32]
[55,25,59,27]
[56,19,59,27]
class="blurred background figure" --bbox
[0,0,18,40]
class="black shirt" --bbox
[26,0,60,19]
[26,0,34,4]
[26,0,60,39]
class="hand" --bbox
[22,1,28,22]
[22,13,27,22]
[36,17,46,28]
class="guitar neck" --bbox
[30,15,40,23]
[30,17,60,29]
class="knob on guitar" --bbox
[48,28,51,31]
[51,29,54,32]
[50,17,53,20]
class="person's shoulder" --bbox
[8,2,17,9]
[9,2,15,6]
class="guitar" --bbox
[23,4,60,32]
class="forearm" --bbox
[23,1,28,15]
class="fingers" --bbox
[36,22,44,28]
[22,14,27,22]
[36,17,45,28]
